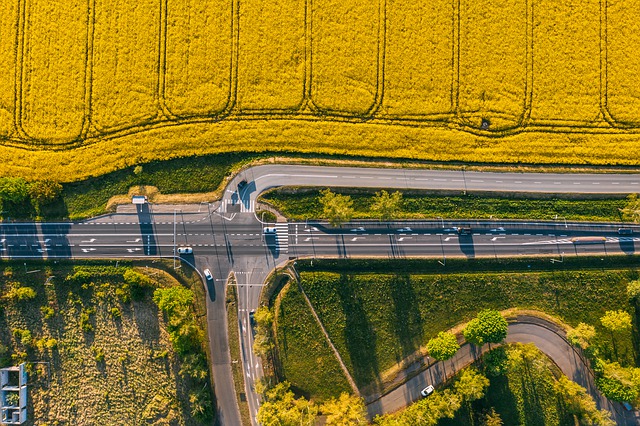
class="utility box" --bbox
[1,364,27,425]
[132,195,148,205]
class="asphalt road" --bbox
[2,164,640,425]
[367,316,640,425]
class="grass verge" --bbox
[260,187,629,222]
[273,280,352,401]
[286,258,638,393]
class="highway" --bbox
[1,164,640,425]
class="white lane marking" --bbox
[491,237,505,241]
[351,237,365,241]
[514,181,522,184]
[470,180,484,183]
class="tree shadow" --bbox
[519,360,548,425]
[390,275,422,363]
[337,275,380,390]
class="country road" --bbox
[366,316,640,425]
[2,164,639,425]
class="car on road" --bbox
[350,227,366,232]
[397,227,412,232]
[203,269,213,281]
[421,385,435,397]
[263,227,277,234]
[618,228,634,235]
[176,246,192,254]
[457,227,472,235]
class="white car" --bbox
[263,227,277,234]
[203,269,213,281]
[420,385,435,397]
[350,227,366,232]
[177,247,192,254]
[397,227,412,233]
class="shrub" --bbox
[40,306,55,319]
[66,270,92,285]
[567,323,596,350]
[80,308,95,332]
[92,345,105,363]
[627,280,640,303]
[4,283,37,301]
[13,329,32,347]
[116,285,131,303]
[110,307,121,318]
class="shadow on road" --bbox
[458,234,475,258]
[137,204,157,255]
[618,238,636,255]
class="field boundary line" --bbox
[157,0,174,120]
[81,0,96,139]
[13,0,28,141]
[297,279,361,396]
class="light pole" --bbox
[173,209,177,269]
[437,216,444,228]
[462,165,468,195]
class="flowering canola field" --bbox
[1,0,639,180]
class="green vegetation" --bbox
[440,344,614,426]
[273,281,352,400]
[290,262,637,391]
[462,310,508,347]
[226,282,252,426]
[426,332,460,361]
[0,260,212,424]
[319,188,355,227]
[261,188,630,222]
[321,392,368,425]
[257,381,318,426]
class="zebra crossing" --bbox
[275,223,289,252]
[219,199,255,213]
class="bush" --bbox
[13,329,32,347]
[4,283,37,301]
[40,306,55,319]
[109,307,121,318]
[92,345,105,363]
[80,307,95,332]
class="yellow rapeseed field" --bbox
[458,0,528,130]
[1,0,640,180]
[528,0,602,125]
[21,0,88,142]
[380,0,453,118]
[310,0,379,114]
[606,0,640,125]
[164,0,234,117]
[91,0,160,131]
[236,0,305,111]
[0,0,17,139]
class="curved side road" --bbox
[365,316,639,425]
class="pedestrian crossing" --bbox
[275,223,289,252]
[219,199,255,213]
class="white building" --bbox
[0,364,27,425]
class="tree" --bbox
[567,322,596,350]
[483,346,509,377]
[258,382,318,426]
[321,392,367,425]
[627,280,640,303]
[153,286,194,317]
[480,408,503,426]
[555,375,615,426]
[426,331,460,361]
[28,180,62,215]
[453,368,489,402]
[463,310,508,346]
[371,190,403,221]
[0,177,29,204]
[253,306,275,356]
[319,189,354,227]
[620,193,640,223]
[600,310,632,333]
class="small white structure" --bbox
[132,195,148,205]
[1,364,27,425]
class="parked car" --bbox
[203,269,213,281]
[421,385,435,397]
[177,247,192,254]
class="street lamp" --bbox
[436,216,444,228]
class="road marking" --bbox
[351,237,364,241]
[81,238,97,243]
[491,237,505,241]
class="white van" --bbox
[263,227,277,234]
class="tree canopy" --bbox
[453,368,489,402]
[426,331,460,361]
[258,382,318,426]
[463,310,508,346]
[319,189,354,227]
[321,392,367,425]
[371,190,403,221]
[600,310,633,333]
[567,322,596,350]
